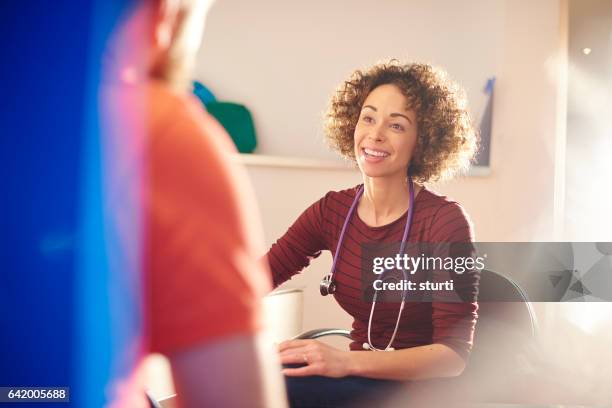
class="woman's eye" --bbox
[391,123,405,131]
[362,115,374,123]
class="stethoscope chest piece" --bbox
[320,274,336,296]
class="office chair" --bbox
[295,269,540,405]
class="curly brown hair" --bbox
[324,60,479,183]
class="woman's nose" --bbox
[367,125,385,142]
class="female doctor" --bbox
[266,61,480,406]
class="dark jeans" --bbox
[284,365,404,408]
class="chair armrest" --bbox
[294,328,351,340]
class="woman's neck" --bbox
[359,173,420,227]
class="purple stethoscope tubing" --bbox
[324,177,416,351]
[328,177,415,291]
[328,185,364,279]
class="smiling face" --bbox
[354,84,418,179]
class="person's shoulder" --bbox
[145,81,250,209]
[418,187,467,214]
[417,187,473,229]
[320,184,362,211]
[148,81,236,155]
[420,187,474,241]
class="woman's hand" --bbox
[278,339,352,378]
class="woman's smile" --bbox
[353,84,417,178]
[360,146,391,163]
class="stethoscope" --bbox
[320,176,415,351]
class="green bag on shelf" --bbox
[206,102,257,153]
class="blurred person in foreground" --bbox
[100,0,287,406]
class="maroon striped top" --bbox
[266,184,479,361]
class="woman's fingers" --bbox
[278,342,348,378]
[277,340,349,378]
[279,345,320,363]
[279,352,310,365]
[277,339,313,352]
[282,364,320,377]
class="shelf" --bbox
[231,153,357,171]
[232,154,490,176]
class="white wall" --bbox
[564,0,612,241]
[431,0,568,242]
[197,0,567,242]
[195,0,569,335]
[196,0,503,160]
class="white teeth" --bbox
[364,148,389,157]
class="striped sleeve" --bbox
[428,202,479,362]
[265,193,330,287]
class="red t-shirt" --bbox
[142,81,271,353]
[266,185,478,361]
[102,80,270,407]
